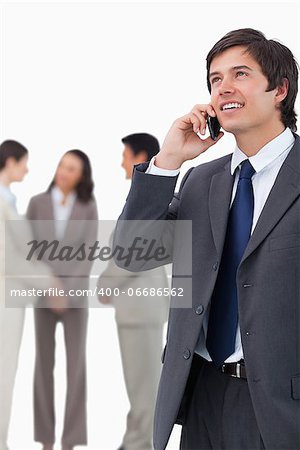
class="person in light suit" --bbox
[0,140,56,450]
[26,150,98,450]
[114,29,300,449]
[97,134,169,450]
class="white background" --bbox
[1,1,299,449]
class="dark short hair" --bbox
[206,28,299,131]
[48,149,94,203]
[121,133,160,160]
[0,140,28,171]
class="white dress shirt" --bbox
[0,184,17,212]
[51,186,76,239]
[147,127,295,362]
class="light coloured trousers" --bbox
[117,325,164,450]
[0,306,25,450]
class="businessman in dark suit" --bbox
[114,29,300,449]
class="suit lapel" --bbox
[242,137,300,263]
[208,159,234,257]
[41,192,54,220]
[38,193,56,241]
[68,198,80,220]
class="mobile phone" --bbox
[207,116,221,141]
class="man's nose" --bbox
[219,77,235,94]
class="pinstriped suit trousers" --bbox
[180,355,265,450]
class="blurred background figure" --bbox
[97,133,169,450]
[26,150,98,450]
[0,140,55,450]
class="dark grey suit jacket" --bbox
[114,135,300,449]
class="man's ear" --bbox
[134,150,148,164]
[275,77,289,105]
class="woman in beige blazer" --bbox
[0,140,55,450]
[26,150,98,450]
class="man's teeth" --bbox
[222,103,244,110]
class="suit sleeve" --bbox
[26,197,36,220]
[113,162,194,271]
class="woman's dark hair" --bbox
[206,28,299,131]
[48,149,94,202]
[0,140,28,171]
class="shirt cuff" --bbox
[146,156,181,176]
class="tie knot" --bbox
[239,159,255,180]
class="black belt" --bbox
[220,360,247,379]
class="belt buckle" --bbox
[221,362,241,378]
[235,362,241,378]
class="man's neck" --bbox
[235,124,286,156]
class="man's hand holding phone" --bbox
[155,104,223,170]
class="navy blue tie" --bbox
[206,159,256,368]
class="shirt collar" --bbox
[230,128,295,175]
[51,185,76,205]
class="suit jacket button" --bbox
[212,262,219,271]
[195,305,204,315]
[183,349,191,360]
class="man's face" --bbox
[209,46,284,136]
[121,145,135,179]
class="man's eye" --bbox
[211,77,221,84]
[236,71,247,77]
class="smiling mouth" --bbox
[221,102,245,111]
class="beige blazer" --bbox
[97,233,169,325]
[0,195,52,307]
